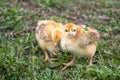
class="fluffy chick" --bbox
[60,23,99,70]
[36,20,63,62]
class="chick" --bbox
[36,20,63,62]
[60,23,99,70]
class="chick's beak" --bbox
[67,30,74,38]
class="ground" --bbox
[0,0,120,80]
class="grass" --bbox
[0,0,120,80]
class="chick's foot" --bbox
[50,52,57,57]
[61,56,75,71]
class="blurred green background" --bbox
[0,0,120,80]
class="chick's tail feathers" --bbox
[87,28,99,42]
[36,20,50,40]
[36,20,48,34]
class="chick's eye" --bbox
[65,29,68,32]
[73,29,76,32]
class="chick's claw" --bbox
[49,58,57,63]
[50,52,57,57]
[44,57,56,63]
[61,62,74,71]
[61,58,75,71]
[87,64,92,68]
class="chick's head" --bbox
[64,23,77,38]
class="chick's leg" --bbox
[44,51,50,61]
[87,57,93,67]
[44,51,56,63]
[61,55,76,71]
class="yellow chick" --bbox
[60,23,99,70]
[36,20,63,62]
